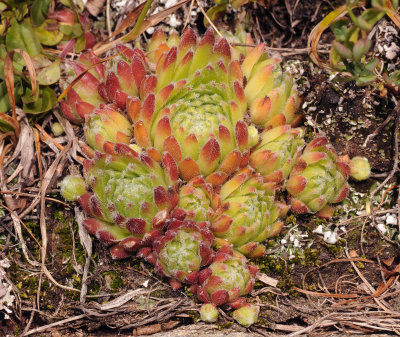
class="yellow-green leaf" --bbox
[34,19,64,46]
[36,59,61,85]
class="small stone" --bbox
[377,223,387,235]
[386,215,397,226]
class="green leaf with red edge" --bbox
[332,41,353,60]
[352,38,371,61]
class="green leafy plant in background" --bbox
[309,0,400,89]
[0,0,96,133]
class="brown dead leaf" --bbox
[10,120,36,184]
[257,273,279,287]
[86,0,105,16]
[5,49,37,136]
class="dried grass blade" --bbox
[93,0,191,55]
[4,49,37,135]
[307,2,364,69]
[292,286,358,299]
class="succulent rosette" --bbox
[60,51,106,124]
[98,46,147,110]
[286,135,350,218]
[249,125,305,183]
[75,143,179,259]
[146,219,214,289]
[177,176,219,222]
[192,246,258,307]
[125,28,259,184]
[84,105,132,151]
[211,166,289,258]
[228,32,302,129]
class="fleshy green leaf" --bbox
[329,18,349,42]
[355,75,377,85]
[23,86,56,114]
[6,19,42,57]
[34,19,64,46]
[30,0,51,26]
[36,59,61,85]
[352,38,371,61]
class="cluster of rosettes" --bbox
[60,28,351,326]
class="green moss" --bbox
[324,242,344,257]
[103,270,124,292]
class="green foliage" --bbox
[326,0,398,86]
[0,0,94,125]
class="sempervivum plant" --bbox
[286,135,350,218]
[84,105,132,152]
[211,167,289,258]
[73,144,179,259]
[249,125,305,184]
[60,51,106,124]
[177,176,220,222]
[140,218,214,290]
[126,28,259,184]
[192,246,258,308]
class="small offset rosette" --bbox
[177,176,220,222]
[240,40,302,129]
[191,246,258,308]
[141,219,215,290]
[286,135,350,218]
[211,166,288,258]
[84,105,132,152]
[76,143,179,259]
[250,125,305,184]
[60,51,106,124]
[98,45,147,109]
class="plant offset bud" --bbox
[60,175,86,201]
[232,303,259,327]
[51,122,64,136]
[349,156,371,181]
[286,135,350,218]
[200,303,219,323]
[60,51,106,124]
